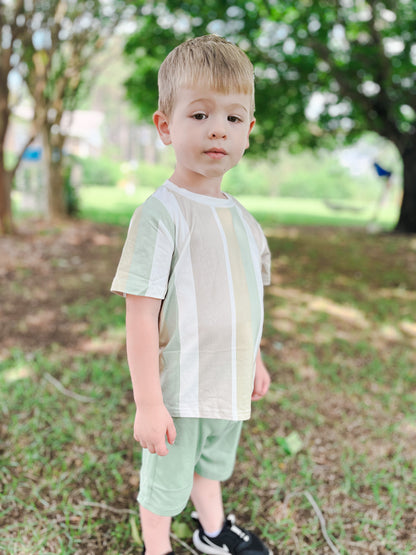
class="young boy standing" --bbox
[111,35,272,555]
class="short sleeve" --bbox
[111,196,175,299]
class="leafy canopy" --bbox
[125,0,416,155]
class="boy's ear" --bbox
[153,111,172,145]
[245,118,256,150]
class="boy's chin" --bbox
[202,161,240,178]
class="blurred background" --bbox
[1,0,414,235]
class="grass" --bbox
[79,184,399,229]
[1,197,416,553]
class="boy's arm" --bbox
[251,348,271,401]
[126,294,176,456]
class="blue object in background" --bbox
[374,162,392,178]
[22,146,42,161]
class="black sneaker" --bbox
[192,513,272,555]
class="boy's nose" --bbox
[208,119,226,139]
[209,129,227,139]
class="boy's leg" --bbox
[190,473,225,534]
[140,504,173,555]
[190,421,271,554]
[138,419,200,554]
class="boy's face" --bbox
[154,84,255,192]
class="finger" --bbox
[139,438,155,453]
[149,442,161,454]
[258,383,266,397]
[166,421,176,445]
[252,385,266,401]
[155,442,168,456]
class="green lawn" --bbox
[79,185,399,229]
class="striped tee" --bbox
[111,180,271,421]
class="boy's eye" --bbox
[192,113,207,120]
[228,115,242,123]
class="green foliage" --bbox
[123,0,416,231]
[79,147,386,203]
[124,1,416,153]
[224,153,370,199]
[272,150,380,200]
[133,161,173,189]
[80,156,122,186]
[222,160,270,196]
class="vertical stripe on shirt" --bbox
[165,192,200,416]
[217,207,255,416]
[211,206,238,420]
[234,204,265,363]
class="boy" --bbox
[111,35,272,555]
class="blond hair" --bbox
[157,35,255,117]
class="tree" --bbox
[22,0,126,220]
[0,1,41,234]
[24,1,129,220]
[0,0,128,233]
[124,0,416,232]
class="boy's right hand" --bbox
[133,404,176,456]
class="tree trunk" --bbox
[0,152,14,235]
[0,82,14,234]
[48,150,66,218]
[43,127,66,219]
[395,144,416,234]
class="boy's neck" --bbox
[169,170,227,199]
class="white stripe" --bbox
[164,190,200,416]
[211,207,238,420]
[158,220,174,250]
[234,205,265,358]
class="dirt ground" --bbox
[0,219,123,355]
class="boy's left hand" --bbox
[252,354,271,401]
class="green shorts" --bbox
[137,417,243,517]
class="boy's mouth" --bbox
[205,148,227,159]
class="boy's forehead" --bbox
[175,82,253,107]
[180,75,251,94]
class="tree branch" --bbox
[308,38,401,142]
[9,133,36,180]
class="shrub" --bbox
[80,156,122,186]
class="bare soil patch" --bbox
[0,219,123,354]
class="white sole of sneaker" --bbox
[193,530,231,555]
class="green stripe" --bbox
[126,197,174,294]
